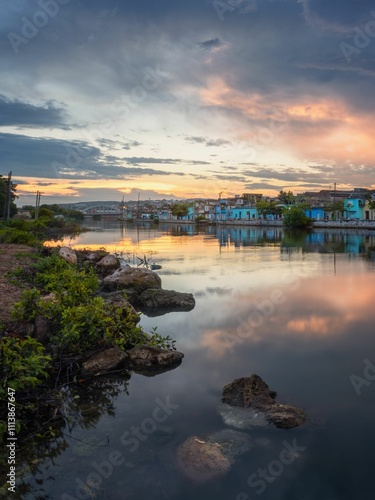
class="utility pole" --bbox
[35,191,41,219]
[5,171,12,223]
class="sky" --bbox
[1,0,375,205]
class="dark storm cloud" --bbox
[0,133,185,179]
[198,38,223,50]
[0,95,68,129]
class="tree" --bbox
[0,174,17,219]
[171,202,190,219]
[278,190,295,205]
[256,200,283,218]
[282,205,312,228]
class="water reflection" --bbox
[19,224,375,499]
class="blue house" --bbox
[215,200,229,221]
[344,198,364,220]
[229,206,258,220]
[181,206,195,221]
[305,207,324,220]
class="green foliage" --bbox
[148,327,176,350]
[195,215,207,223]
[12,254,172,354]
[171,202,191,218]
[0,227,40,246]
[0,336,51,393]
[256,200,282,217]
[283,205,312,228]
[37,207,54,220]
[0,336,51,441]
[278,190,295,205]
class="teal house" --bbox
[229,207,258,220]
[344,198,364,220]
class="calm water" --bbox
[13,222,375,499]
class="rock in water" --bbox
[177,436,231,483]
[127,345,184,373]
[221,374,306,430]
[222,374,277,408]
[207,429,253,463]
[102,266,162,293]
[139,288,195,314]
[82,347,128,376]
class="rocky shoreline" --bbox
[4,245,195,376]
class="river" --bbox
[13,221,375,499]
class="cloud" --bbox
[185,136,231,147]
[198,38,223,50]
[124,157,210,166]
[0,133,186,179]
[0,95,69,129]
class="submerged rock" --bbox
[207,429,253,462]
[139,288,195,314]
[177,430,252,483]
[218,403,269,430]
[102,266,162,294]
[177,436,231,483]
[221,374,306,430]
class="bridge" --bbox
[81,205,121,215]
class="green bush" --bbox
[0,228,40,245]
[282,206,313,228]
[0,335,51,441]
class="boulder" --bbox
[102,266,162,294]
[207,429,253,462]
[127,345,184,372]
[221,374,306,430]
[177,436,231,483]
[59,246,77,265]
[82,347,128,376]
[265,404,307,430]
[139,289,195,314]
[95,255,121,276]
[84,250,109,263]
[102,292,140,324]
[222,374,277,408]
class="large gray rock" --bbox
[139,289,195,314]
[221,374,306,430]
[82,347,128,376]
[59,246,77,265]
[127,345,184,372]
[102,266,162,294]
[95,255,121,276]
